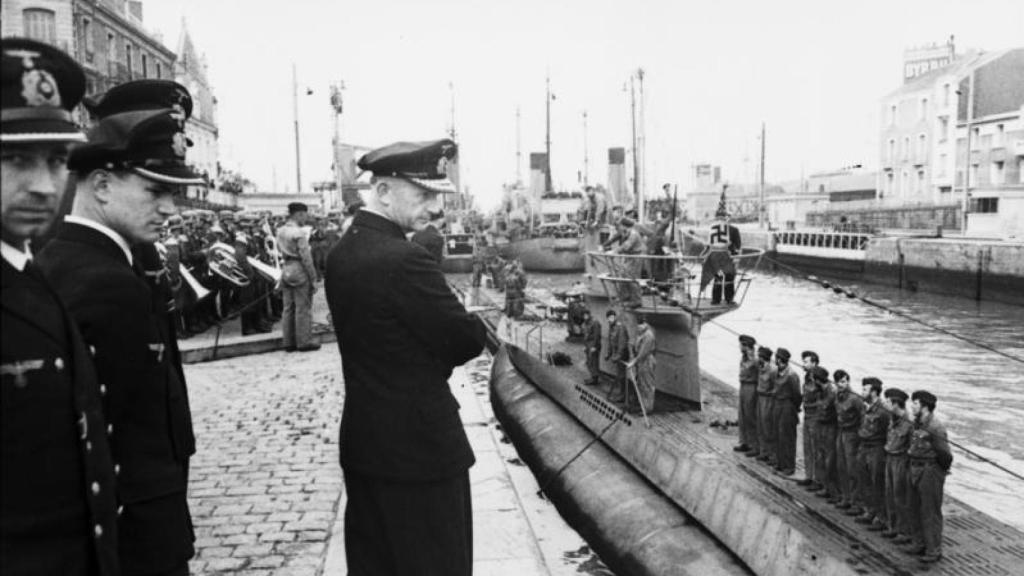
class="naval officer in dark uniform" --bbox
[1,38,119,575]
[37,88,204,576]
[325,139,486,576]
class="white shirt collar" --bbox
[1,240,32,272]
[64,215,134,266]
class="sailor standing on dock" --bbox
[772,348,802,477]
[324,139,486,576]
[834,370,865,515]
[906,390,952,564]
[855,377,890,531]
[881,388,913,542]
[797,351,823,489]
[754,346,777,465]
[733,335,759,454]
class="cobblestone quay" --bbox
[186,348,344,575]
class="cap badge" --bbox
[21,68,62,108]
[172,131,188,158]
[436,156,449,177]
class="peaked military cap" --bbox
[757,346,773,360]
[1,37,86,143]
[358,138,458,194]
[911,390,937,407]
[775,348,791,362]
[83,79,193,120]
[69,108,205,186]
[288,202,308,214]
[739,334,755,347]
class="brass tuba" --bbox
[156,241,212,301]
[208,242,251,287]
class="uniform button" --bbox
[91,482,100,495]
[54,357,65,371]
[89,345,97,356]
[114,464,121,476]
[94,524,103,538]
[117,505,124,516]
[99,384,107,396]
[106,424,113,435]
[85,441,93,452]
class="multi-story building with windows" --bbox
[877,39,993,207]
[955,48,1024,238]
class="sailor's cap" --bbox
[358,139,458,194]
[1,37,86,143]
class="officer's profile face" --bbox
[96,171,181,244]
[911,398,922,417]
[1,142,70,244]
[377,178,442,232]
[837,376,850,390]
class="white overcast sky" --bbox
[144,0,1024,209]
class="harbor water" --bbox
[462,269,1024,533]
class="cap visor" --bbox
[132,166,207,186]
[406,176,456,194]
[1,131,86,143]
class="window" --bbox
[23,9,56,43]
[938,154,947,177]
[969,198,999,213]
[901,170,908,197]
[916,170,925,194]
[1020,158,1024,184]
[903,136,910,160]
[995,124,1005,147]
[890,104,897,126]
[82,17,94,55]
[971,127,980,149]
[939,186,952,195]
[991,161,1004,185]
[888,139,896,163]
[943,83,951,107]
[918,133,926,160]
[969,163,978,186]
[106,32,116,63]
[920,97,928,120]
[126,43,133,76]
[141,54,148,78]
[885,173,894,198]
[938,116,949,141]
[156,61,162,78]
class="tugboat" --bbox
[469,229,1024,575]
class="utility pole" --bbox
[330,80,345,209]
[637,67,646,222]
[629,73,639,213]
[292,63,302,195]
[961,71,975,234]
[583,110,589,187]
[545,75,553,193]
[759,122,766,228]
[515,106,522,186]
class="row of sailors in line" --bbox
[733,336,952,564]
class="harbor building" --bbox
[956,48,1024,238]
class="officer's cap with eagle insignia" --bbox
[83,79,194,121]
[358,139,458,194]
[68,82,205,186]
[1,37,86,143]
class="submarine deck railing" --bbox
[586,248,764,316]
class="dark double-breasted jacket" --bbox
[325,211,486,481]
[37,223,195,520]
[1,257,120,575]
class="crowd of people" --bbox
[732,336,953,564]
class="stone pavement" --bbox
[184,346,611,575]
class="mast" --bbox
[516,106,522,186]
[292,63,302,195]
[759,122,766,228]
[629,73,639,214]
[545,75,553,193]
[583,110,589,186]
[637,68,646,222]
